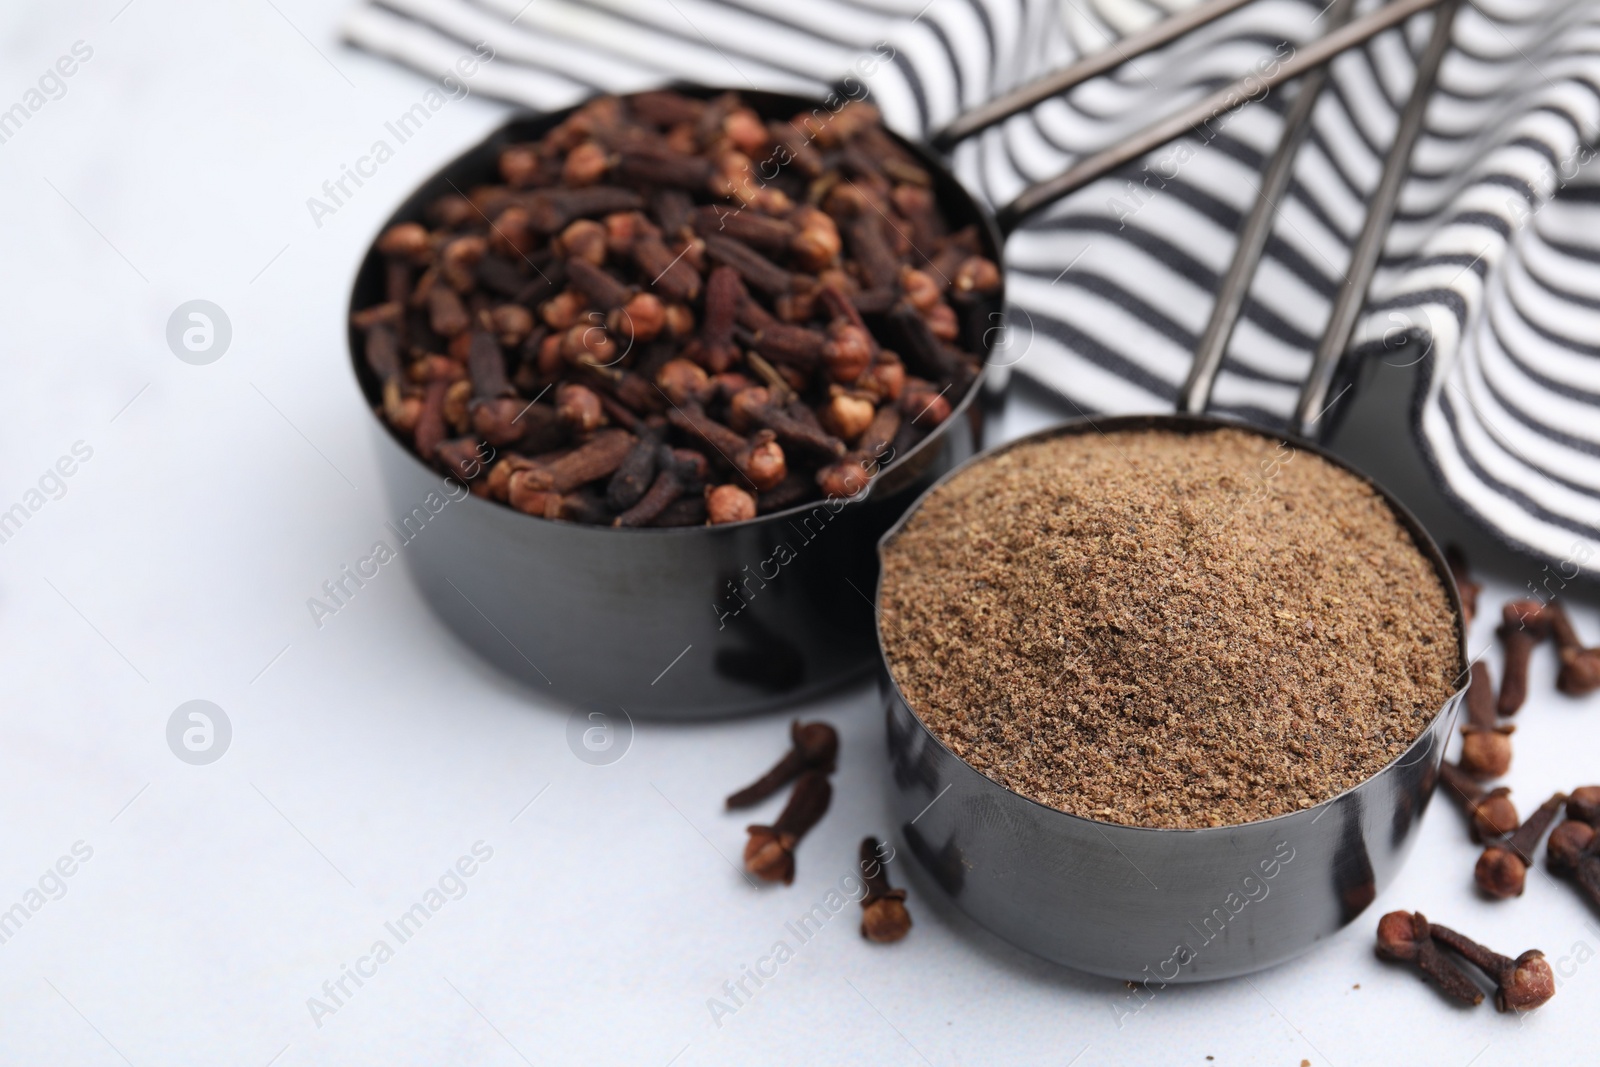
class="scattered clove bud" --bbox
[1459,660,1513,779]
[1545,601,1600,696]
[1438,761,1519,842]
[1497,600,1552,715]
[726,720,838,809]
[1548,788,1600,912]
[1546,817,1600,913]
[1426,923,1556,1012]
[1567,785,1600,826]
[743,770,832,885]
[858,837,912,943]
[1374,911,1485,1006]
[1547,818,1594,870]
[1475,791,1567,899]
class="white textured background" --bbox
[0,2,1596,1064]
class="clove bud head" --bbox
[861,891,912,944]
[1567,785,1600,826]
[1459,727,1513,780]
[1547,819,1595,874]
[1375,910,1421,961]
[1498,951,1556,1013]
[1557,646,1600,696]
[706,484,757,525]
[1469,788,1519,842]
[743,826,796,884]
[792,721,838,769]
[1475,846,1527,899]
[738,434,787,492]
[376,221,432,260]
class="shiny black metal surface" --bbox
[347,90,999,717]
[878,415,1469,980]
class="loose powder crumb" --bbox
[880,428,1460,829]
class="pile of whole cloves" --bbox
[1380,551,1598,1013]
[1436,550,1598,903]
[351,90,995,526]
[726,720,912,942]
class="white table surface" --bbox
[2,3,1596,1064]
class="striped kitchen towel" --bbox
[341,0,1600,573]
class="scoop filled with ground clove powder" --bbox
[879,426,1461,829]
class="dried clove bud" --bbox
[734,430,786,492]
[555,383,607,434]
[377,221,432,260]
[858,837,912,943]
[1545,601,1600,696]
[439,235,487,291]
[703,233,792,295]
[566,257,632,311]
[524,186,644,234]
[790,205,842,271]
[655,359,713,408]
[1568,785,1600,826]
[1459,660,1512,779]
[901,380,952,429]
[609,291,665,344]
[1475,791,1567,899]
[490,304,535,348]
[726,720,839,809]
[428,286,471,337]
[1426,923,1556,1013]
[823,322,874,384]
[691,205,795,253]
[1374,911,1485,1006]
[541,289,588,331]
[819,390,876,442]
[1546,815,1600,914]
[517,429,634,494]
[605,423,665,512]
[952,255,1001,296]
[666,400,746,462]
[562,141,611,186]
[737,395,845,460]
[1438,761,1519,842]
[815,457,874,500]
[1497,600,1552,715]
[612,447,705,527]
[1547,819,1595,874]
[557,218,607,266]
[743,770,832,885]
[413,378,450,461]
[705,483,756,525]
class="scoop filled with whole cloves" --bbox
[350,90,996,527]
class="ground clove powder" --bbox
[879,427,1460,829]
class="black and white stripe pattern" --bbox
[342,0,1600,570]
